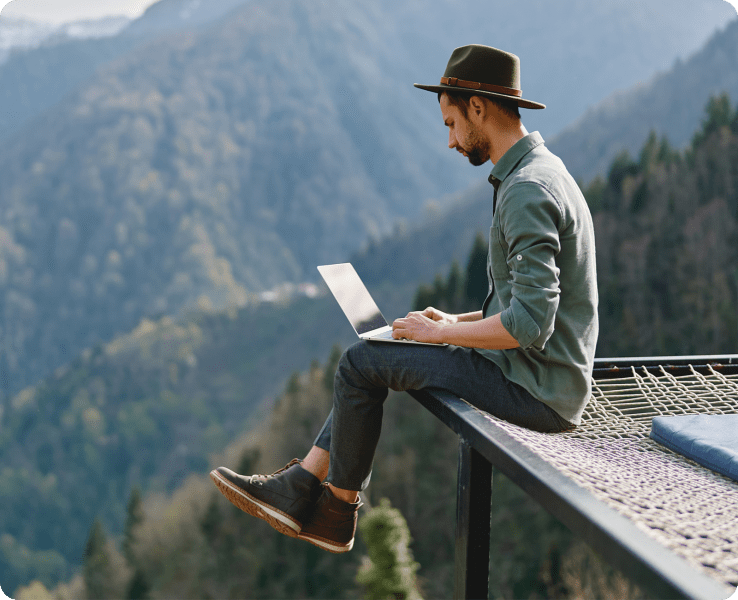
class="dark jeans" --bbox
[313,340,573,491]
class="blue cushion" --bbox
[650,414,738,483]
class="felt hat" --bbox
[414,44,545,110]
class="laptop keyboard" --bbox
[372,329,414,342]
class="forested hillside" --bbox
[587,94,738,356]
[0,0,451,400]
[1,0,735,407]
[0,0,251,141]
[21,351,643,600]
[0,292,364,594]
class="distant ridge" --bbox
[0,0,252,142]
[550,17,738,182]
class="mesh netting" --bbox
[478,365,738,587]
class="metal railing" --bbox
[408,355,738,600]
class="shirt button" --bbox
[516,254,523,261]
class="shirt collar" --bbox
[488,131,545,188]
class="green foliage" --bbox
[323,344,343,392]
[692,93,735,147]
[119,353,362,600]
[606,149,639,201]
[286,372,302,396]
[592,93,738,357]
[412,234,489,314]
[83,520,113,600]
[122,487,144,566]
[0,293,356,594]
[583,175,606,212]
[356,499,422,600]
[463,232,490,308]
[638,130,678,175]
[42,336,644,600]
[0,534,68,593]
[126,569,150,600]
[549,18,738,182]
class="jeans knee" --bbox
[335,340,386,393]
[343,339,374,365]
[336,341,367,380]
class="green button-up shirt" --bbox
[476,132,598,425]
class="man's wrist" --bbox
[456,310,483,323]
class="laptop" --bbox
[318,263,446,346]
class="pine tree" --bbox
[445,261,463,312]
[692,93,733,147]
[322,344,343,391]
[606,149,639,200]
[286,371,301,395]
[464,232,489,309]
[83,519,114,600]
[127,569,150,600]
[412,282,437,312]
[356,498,422,600]
[122,487,144,566]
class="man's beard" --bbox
[462,123,490,166]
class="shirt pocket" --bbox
[488,226,510,280]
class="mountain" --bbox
[0,0,463,400]
[550,17,738,181]
[1,0,733,143]
[0,0,252,142]
[0,16,130,65]
[0,0,735,403]
[123,0,251,37]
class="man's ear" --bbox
[468,95,487,121]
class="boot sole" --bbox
[298,531,354,553]
[209,470,301,538]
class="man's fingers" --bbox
[391,324,408,339]
[422,307,443,321]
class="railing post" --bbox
[454,438,493,600]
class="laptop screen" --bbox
[318,264,388,335]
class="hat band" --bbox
[440,76,522,98]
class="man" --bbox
[210,44,598,554]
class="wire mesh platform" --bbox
[479,364,738,589]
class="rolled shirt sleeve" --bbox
[495,182,563,350]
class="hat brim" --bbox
[413,83,545,110]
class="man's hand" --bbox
[391,307,518,350]
[392,308,450,344]
[419,306,458,325]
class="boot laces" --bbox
[254,458,301,483]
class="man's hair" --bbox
[439,91,521,120]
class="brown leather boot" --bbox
[298,483,362,553]
[210,458,322,538]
